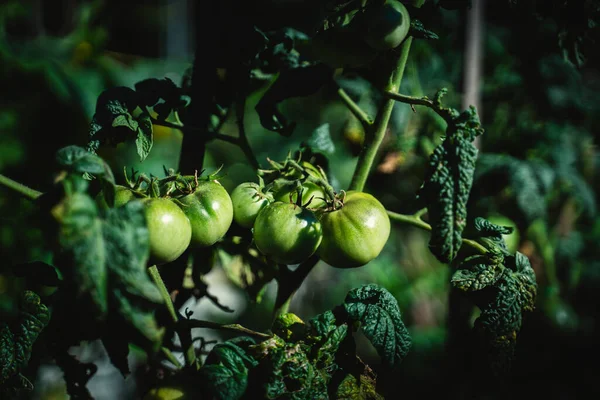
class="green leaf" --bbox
[309,310,338,337]
[451,255,505,292]
[135,112,153,162]
[86,87,154,161]
[0,291,50,388]
[472,217,514,255]
[335,371,384,400]
[261,341,328,400]
[343,284,411,368]
[418,106,482,263]
[306,123,335,155]
[55,145,114,182]
[202,341,259,400]
[51,193,164,352]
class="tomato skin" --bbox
[253,202,323,265]
[142,198,192,265]
[274,182,327,209]
[318,191,390,268]
[178,181,233,247]
[230,182,273,229]
[362,0,411,51]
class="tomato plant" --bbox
[253,202,323,265]
[9,0,600,398]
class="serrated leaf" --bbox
[335,371,384,400]
[343,284,411,368]
[0,291,50,387]
[135,112,153,161]
[262,341,328,400]
[451,255,505,292]
[309,310,338,337]
[52,193,164,351]
[55,145,114,181]
[87,87,154,162]
[418,107,482,263]
[473,217,514,236]
[202,341,259,400]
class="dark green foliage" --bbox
[343,284,412,368]
[201,340,259,400]
[418,104,483,263]
[87,87,154,162]
[51,186,164,343]
[508,0,600,67]
[199,284,410,399]
[335,371,384,400]
[55,145,114,181]
[0,291,50,393]
[473,153,547,222]
[452,246,537,377]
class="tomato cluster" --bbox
[98,160,391,269]
[98,178,233,265]
[231,176,390,268]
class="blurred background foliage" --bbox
[0,0,599,399]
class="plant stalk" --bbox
[387,209,488,254]
[0,174,42,200]
[148,264,197,368]
[349,37,413,192]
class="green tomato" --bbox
[253,202,323,265]
[178,180,233,247]
[142,198,192,265]
[96,185,138,209]
[362,0,411,51]
[486,214,520,253]
[143,386,187,400]
[275,182,327,209]
[318,191,390,268]
[230,182,273,229]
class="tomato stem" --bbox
[161,347,184,369]
[186,320,271,339]
[148,264,197,368]
[383,90,453,123]
[337,88,373,129]
[272,255,320,321]
[387,209,488,254]
[349,36,414,192]
[0,174,42,200]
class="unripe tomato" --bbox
[230,182,273,229]
[141,198,192,265]
[143,386,187,400]
[178,181,233,247]
[253,202,323,265]
[362,0,411,51]
[486,214,520,253]
[318,191,390,268]
[274,182,327,209]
